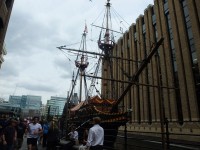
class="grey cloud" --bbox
[60,73,72,79]
[18,82,56,92]
[54,58,73,72]
[6,12,61,57]
[1,0,154,104]
[0,61,19,78]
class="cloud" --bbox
[18,82,56,92]
[1,0,154,104]
[0,61,19,78]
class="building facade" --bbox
[102,0,200,142]
[9,95,21,105]
[40,104,46,117]
[0,0,14,68]
[8,95,42,118]
[46,96,67,116]
[21,95,42,109]
[69,93,79,106]
[9,95,42,109]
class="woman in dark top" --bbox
[47,121,60,150]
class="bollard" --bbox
[165,117,170,149]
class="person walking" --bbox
[46,120,60,150]
[27,116,43,150]
[86,117,104,150]
[16,118,27,150]
[2,118,18,150]
[42,120,49,148]
[38,119,44,145]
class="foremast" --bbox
[75,25,89,103]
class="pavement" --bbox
[20,136,46,150]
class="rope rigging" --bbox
[58,0,133,102]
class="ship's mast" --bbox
[58,0,121,100]
[98,0,115,99]
[75,25,89,103]
[98,0,115,55]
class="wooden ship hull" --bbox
[65,96,130,148]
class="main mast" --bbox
[98,0,115,99]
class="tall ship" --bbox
[57,0,163,149]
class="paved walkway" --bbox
[20,136,46,150]
[20,137,80,150]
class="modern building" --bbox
[70,93,79,106]
[7,95,42,118]
[102,0,200,144]
[9,95,22,105]
[46,96,67,116]
[40,104,46,117]
[0,0,14,68]
[9,95,42,109]
[21,95,42,109]
[0,97,5,103]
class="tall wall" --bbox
[102,0,200,142]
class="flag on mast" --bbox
[84,23,88,33]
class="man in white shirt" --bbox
[86,117,104,150]
[27,116,43,150]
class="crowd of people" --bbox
[0,117,26,150]
[0,116,104,150]
[0,116,60,150]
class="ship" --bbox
[57,0,163,149]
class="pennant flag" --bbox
[84,23,88,33]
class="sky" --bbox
[0,0,154,104]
